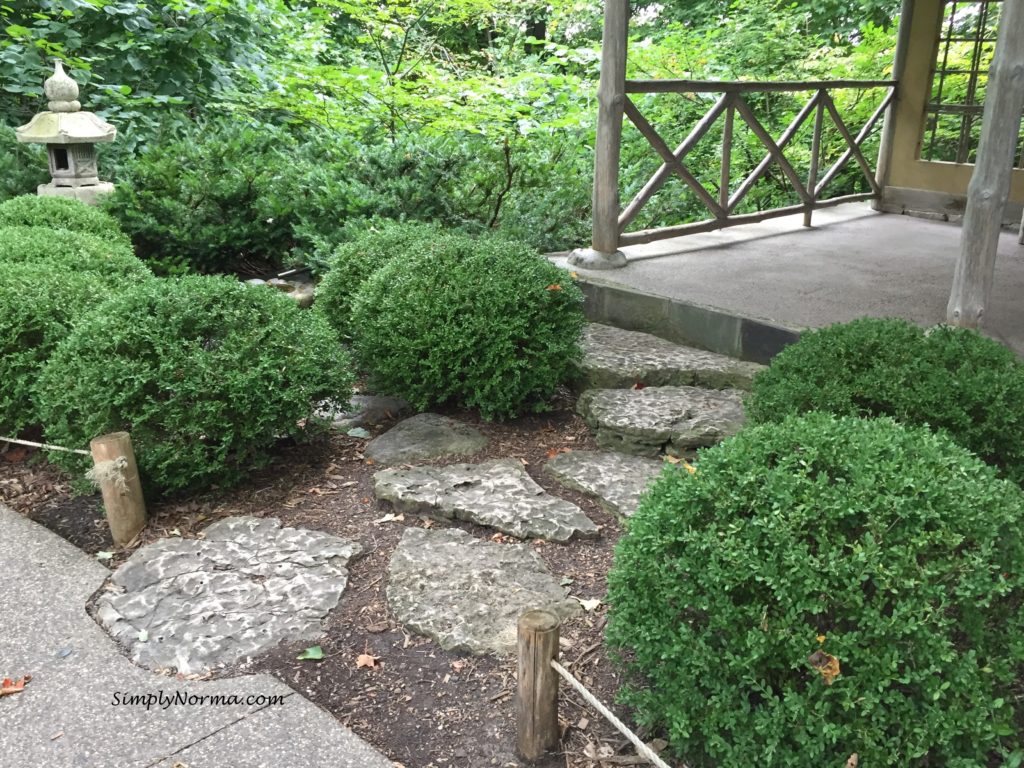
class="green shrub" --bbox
[0,226,151,284]
[0,194,129,246]
[350,232,585,419]
[315,221,441,339]
[746,317,1024,485]
[36,276,353,494]
[0,126,48,203]
[0,264,111,435]
[607,413,1024,767]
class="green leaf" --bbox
[297,645,324,661]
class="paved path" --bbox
[0,504,394,768]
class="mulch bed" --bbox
[0,395,667,768]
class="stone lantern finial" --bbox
[45,61,81,113]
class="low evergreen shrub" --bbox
[0,194,129,246]
[607,413,1024,767]
[0,226,151,284]
[746,317,1024,485]
[36,276,353,494]
[350,232,585,419]
[0,127,48,203]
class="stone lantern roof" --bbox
[15,61,116,145]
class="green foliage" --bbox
[350,232,585,419]
[0,264,110,435]
[0,126,48,203]
[0,194,129,246]
[36,276,353,494]
[315,221,440,339]
[746,317,1024,485]
[0,226,151,283]
[607,413,1024,767]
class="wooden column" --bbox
[516,609,561,761]
[569,0,628,270]
[90,432,147,546]
[873,0,915,209]
[947,0,1024,328]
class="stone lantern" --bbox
[15,61,116,205]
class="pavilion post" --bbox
[947,0,1024,328]
[569,0,629,270]
[873,0,914,209]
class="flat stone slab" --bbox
[318,394,412,430]
[387,527,580,654]
[577,386,746,457]
[374,459,598,542]
[544,450,666,518]
[581,323,764,390]
[95,516,362,675]
[364,412,487,465]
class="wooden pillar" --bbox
[947,0,1024,328]
[569,0,628,270]
[90,432,147,546]
[516,609,561,761]
[873,0,915,210]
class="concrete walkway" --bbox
[0,505,394,768]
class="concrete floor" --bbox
[556,203,1024,358]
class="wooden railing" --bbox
[614,79,897,247]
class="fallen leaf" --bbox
[1,446,28,463]
[846,755,859,768]
[576,597,601,612]
[297,645,324,661]
[545,284,562,291]
[374,512,405,524]
[0,675,31,697]
[632,381,647,390]
[808,649,841,685]
[346,427,371,439]
[577,716,589,730]
[356,653,379,669]
[569,271,579,279]
[96,551,114,561]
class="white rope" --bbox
[550,659,680,768]
[0,436,90,456]
[86,456,128,492]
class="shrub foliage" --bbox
[0,225,151,284]
[746,317,1024,484]
[0,194,129,245]
[350,232,585,419]
[36,276,353,493]
[607,413,1024,767]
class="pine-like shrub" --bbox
[36,276,353,494]
[350,232,585,419]
[0,194,130,246]
[0,264,111,435]
[315,221,440,339]
[746,317,1024,485]
[607,413,1024,767]
[0,226,151,284]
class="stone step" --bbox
[577,386,746,458]
[580,323,764,391]
[373,459,599,543]
[387,527,580,655]
[544,450,667,519]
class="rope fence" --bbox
[0,435,90,456]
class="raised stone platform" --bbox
[374,459,598,542]
[544,450,666,518]
[577,386,746,457]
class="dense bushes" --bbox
[350,232,586,419]
[0,127,48,203]
[315,221,440,339]
[607,413,1024,767]
[0,195,129,246]
[0,226,151,284]
[746,317,1024,485]
[0,265,111,435]
[36,276,353,494]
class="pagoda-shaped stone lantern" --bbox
[15,61,116,205]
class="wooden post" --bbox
[569,0,628,270]
[873,0,914,210]
[90,432,147,547]
[517,609,561,761]
[947,0,1024,328]
[804,93,825,227]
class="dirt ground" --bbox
[0,396,671,768]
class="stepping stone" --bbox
[578,386,746,457]
[387,527,580,655]
[374,459,598,542]
[544,450,666,518]
[581,323,764,390]
[95,516,361,675]
[318,394,411,430]
[364,412,487,465]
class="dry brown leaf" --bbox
[808,649,841,685]
[845,755,859,768]
[356,653,379,669]
[0,675,31,697]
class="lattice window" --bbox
[921,0,1023,164]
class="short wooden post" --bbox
[90,432,147,547]
[517,609,561,761]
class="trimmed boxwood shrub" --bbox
[607,413,1024,767]
[315,221,440,339]
[0,226,151,283]
[746,317,1024,485]
[0,264,111,435]
[36,276,353,494]
[350,232,585,419]
[0,195,130,246]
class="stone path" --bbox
[96,516,362,675]
[544,450,667,518]
[387,528,580,654]
[374,459,599,542]
[577,385,747,457]
[364,412,487,465]
[580,323,764,390]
